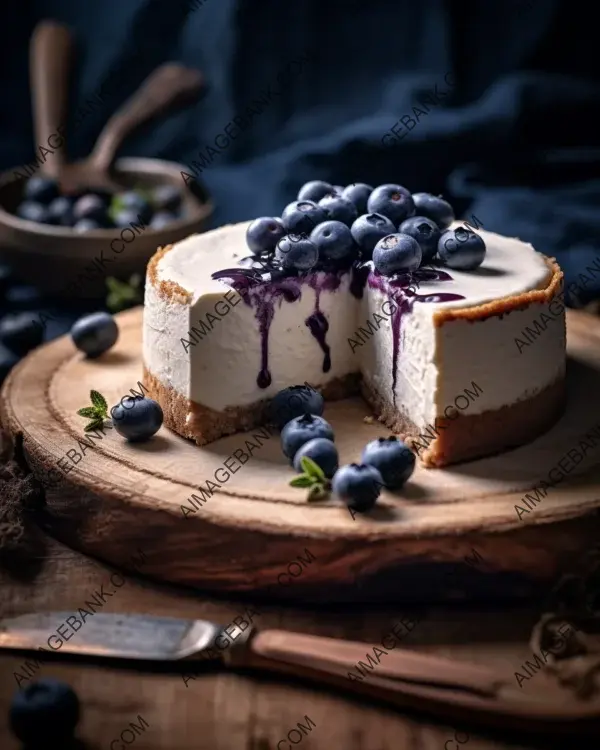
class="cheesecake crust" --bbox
[144,365,360,446]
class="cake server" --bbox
[0,612,598,735]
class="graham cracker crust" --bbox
[143,365,360,446]
[361,374,566,467]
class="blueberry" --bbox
[332,463,383,512]
[367,184,415,225]
[361,436,415,489]
[412,193,455,230]
[16,200,49,224]
[309,220,357,263]
[297,180,334,203]
[113,208,144,229]
[350,213,396,258]
[341,183,373,214]
[115,191,153,223]
[281,200,328,236]
[281,414,334,461]
[110,395,163,442]
[293,438,339,479]
[47,196,75,226]
[317,194,358,227]
[373,233,421,276]
[152,184,182,213]
[332,185,344,194]
[0,342,19,385]
[0,312,44,356]
[275,235,319,271]
[246,217,286,255]
[71,311,118,357]
[73,193,108,223]
[9,678,80,745]
[398,216,440,264]
[268,384,324,429]
[23,177,59,204]
[150,211,178,230]
[73,218,103,233]
[438,227,486,270]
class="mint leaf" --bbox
[300,456,325,482]
[84,419,104,432]
[77,407,98,418]
[90,390,108,415]
[289,475,313,488]
[308,484,329,501]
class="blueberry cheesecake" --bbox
[143,181,565,467]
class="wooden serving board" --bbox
[3,307,600,603]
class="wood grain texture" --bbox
[2,308,600,602]
[2,533,578,750]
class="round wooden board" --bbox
[3,307,600,602]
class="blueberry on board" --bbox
[47,196,75,226]
[275,235,319,271]
[152,184,182,212]
[281,414,335,461]
[293,437,339,479]
[0,312,44,356]
[438,227,486,270]
[309,220,357,263]
[23,177,59,204]
[16,200,49,224]
[367,184,415,225]
[0,342,19,385]
[9,678,80,745]
[281,200,328,236]
[73,218,103,233]
[373,233,422,276]
[115,191,153,223]
[350,213,396,258]
[72,194,108,223]
[110,395,163,441]
[332,463,383,512]
[246,217,286,255]
[341,183,373,214]
[412,193,455,230]
[150,211,178,230]
[297,180,334,203]
[361,436,415,489]
[71,312,118,358]
[317,194,358,227]
[268,384,324,429]
[398,216,440,264]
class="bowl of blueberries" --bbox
[0,158,213,296]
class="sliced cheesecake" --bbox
[143,220,565,467]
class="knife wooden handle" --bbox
[232,629,600,734]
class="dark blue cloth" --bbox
[2,0,600,304]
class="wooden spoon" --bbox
[58,62,205,195]
[29,20,73,181]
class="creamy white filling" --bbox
[143,221,565,423]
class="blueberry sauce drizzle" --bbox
[212,260,464,393]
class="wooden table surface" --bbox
[0,530,586,750]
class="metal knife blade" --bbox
[0,612,223,662]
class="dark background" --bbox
[1,0,599,375]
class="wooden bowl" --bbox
[0,157,213,297]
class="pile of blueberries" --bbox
[246,180,486,278]
[14,175,183,232]
[269,383,415,511]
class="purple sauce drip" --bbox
[212,263,464,393]
[368,268,465,403]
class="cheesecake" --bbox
[143,185,566,467]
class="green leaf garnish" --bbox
[84,420,104,432]
[105,274,143,313]
[308,484,330,501]
[289,476,314,488]
[300,456,325,481]
[90,390,108,416]
[77,407,98,418]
